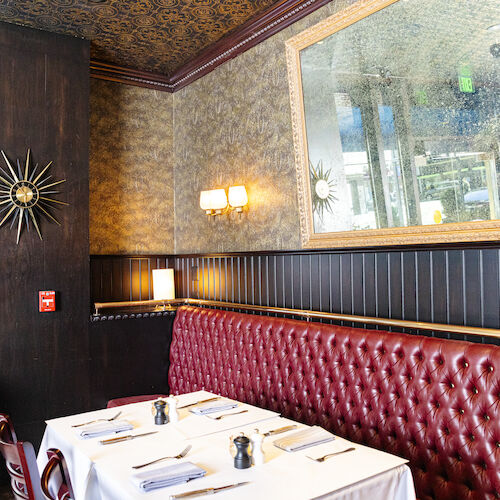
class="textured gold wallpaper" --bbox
[173,0,353,254]
[90,79,174,254]
[89,1,352,255]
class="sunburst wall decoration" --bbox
[310,159,336,220]
[0,149,67,244]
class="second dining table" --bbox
[37,390,416,500]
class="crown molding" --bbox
[90,0,332,93]
[89,60,175,92]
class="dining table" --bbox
[37,390,416,500]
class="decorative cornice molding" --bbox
[168,0,332,90]
[90,60,175,92]
[90,0,333,92]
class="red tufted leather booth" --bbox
[169,306,500,500]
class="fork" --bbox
[132,445,192,469]
[307,447,355,462]
[71,411,122,428]
[210,409,248,420]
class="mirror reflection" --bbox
[299,0,500,234]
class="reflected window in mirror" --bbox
[287,0,500,247]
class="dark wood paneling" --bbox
[0,21,89,483]
[91,246,500,345]
[89,315,173,409]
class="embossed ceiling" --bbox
[0,0,281,75]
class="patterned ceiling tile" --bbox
[0,0,281,75]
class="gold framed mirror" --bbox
[286,0,500,248]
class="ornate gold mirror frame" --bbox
[286,0,500,248]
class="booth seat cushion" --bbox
[169,306,500,500]
[106,395,166,408]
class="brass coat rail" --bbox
[93,298,500,340]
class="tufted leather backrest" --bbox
[169,306,500,500]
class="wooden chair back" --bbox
[40,449,74,500]
[0,414,44,500]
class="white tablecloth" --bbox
[37,391,416,500]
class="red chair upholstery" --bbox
[0,414,44,500]
[106,394,167,408]
[169,306,500,500]
[41,449,74,500]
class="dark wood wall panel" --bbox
[91,245,500,345]
[91,256,175,306]
[0,22,89,484]
[89,315,173,409]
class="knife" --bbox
[264,424,297,437]
[169,482,250,499]
[177,396,221,409]
[99,431,158,445]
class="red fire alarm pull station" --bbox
[39,291,56,312]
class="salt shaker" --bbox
[250,429,265,465]
[166,394,179,424]
[233,435,251,469]
[154,400,168,425]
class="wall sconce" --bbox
[200,186,248,216]
[210,189,228,215]
[199,190,213,215]
[200,189,228,215]
[152,268,175,308]
[228,185,248,213]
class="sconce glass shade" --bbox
[152,268,175,300]
[200,190,212,211]
[228,185,248,208]
[210,189,228,210]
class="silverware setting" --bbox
[209,409,248,420]
[177,396,221,409]
[100,431,158,445]
[169,481,250,499]
[264,424,297,437]
[307,447,356,462]
[71,411,122,428]
[132,444,192,469]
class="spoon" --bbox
[132,445,192,469]
[71,411,122,428]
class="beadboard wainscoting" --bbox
[91,244,500,345]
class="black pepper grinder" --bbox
[233,435,251,469]
[154,400,168,425]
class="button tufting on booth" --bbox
[168,306,500,500]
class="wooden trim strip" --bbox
[90,0,333,92]
[89,240,500,259]
[93,298,500,340]
[90,60,175,92]
[168,0,332,90]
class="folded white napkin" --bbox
[131,462,207,492]
[189,401,238,415]
[273,426,334,452]
[77,420,133,439]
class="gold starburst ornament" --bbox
[0,149,67,244]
